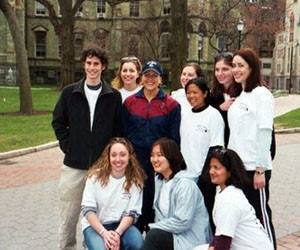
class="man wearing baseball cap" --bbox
[123,60,181,232]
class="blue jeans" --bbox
[83,223,143,250]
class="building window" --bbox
[35,31,46,58]
[74,32,84,58]
[163,0,171,15]
[94,29,108,50]
[160,33,170,58]
[263,63,271,69]
[218,36,227,52]
[97,0,106,18]
[128,36,139,56]
[35,1,47,15]
[129,0,139,17]
[289,13,294,42]
[160,20,171,59]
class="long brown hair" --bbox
[111,56,142,89]
[87,137,145,192]
[233,48,262,92]
[212,52,242,98]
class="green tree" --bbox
[37,0,85,89]
[0,0,33,114]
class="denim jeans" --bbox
[83,223,143,250]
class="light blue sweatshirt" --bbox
[149,170,212,250]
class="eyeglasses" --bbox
[214,52,233,61]
[121,56,140,62]
[213,148,227,155]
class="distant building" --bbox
[272,0,300,93]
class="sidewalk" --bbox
[274,94,300,117]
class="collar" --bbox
[192,104,209,113]
[136,87,166,100]
[72,78,113,96]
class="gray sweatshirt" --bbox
[149,170,212,250]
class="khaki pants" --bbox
[58,165,87,250]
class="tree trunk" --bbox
[0,0,33,114]
[170,0,187,91]
[59,22,75,89]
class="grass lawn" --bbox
[274,108,300,129]
[0,86,59,152]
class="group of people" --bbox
[52,43,276,250]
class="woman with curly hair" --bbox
[81,137,145,250]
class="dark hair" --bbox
[233,48,262,92]
[81,44,108,71]
[182,62,203,78]
[209,148,250,189]
[212,52,242,98]
[151,138,186,180]
[184,77,210,105]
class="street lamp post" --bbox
[237,20,244,49]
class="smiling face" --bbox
[120,62,140,90]
[209,158,230,190]
[142,71,161,91]
[84,56,105,85]
[110,143,130,178]
[180,66,198,88]
[150,144,172,179]
[215,59,234,90]
[186,83,207,109]
[232,55,252,87]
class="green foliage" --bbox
[274,108,300,129]
[0,86,59,152]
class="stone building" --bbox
[23,0,214,85]
[271,0,300,93]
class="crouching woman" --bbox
[143,138,211,250]
[81,137,145,250]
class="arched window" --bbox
[160,21,171,59]
[198,22,207,37]
[94,28,109,49]
[128,36,139,56]
[74,29,85,58]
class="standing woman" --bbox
[143,138,211,250]
[180,77,224,233]
[210,53,242,146]
[81,137,145,250]
[180,77,224,177]
[123,60,181,232]
[171,62,203,112]
[112,56,142,102]
[228,48,276,248]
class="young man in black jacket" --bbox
[52,44,123,250]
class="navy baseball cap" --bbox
[142,60,162,76]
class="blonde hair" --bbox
[87,137,145,192]
[111,56,142,89]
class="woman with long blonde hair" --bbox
[112,56,142,102]
[81,137,145,250]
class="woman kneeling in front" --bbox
[81,137,145,250]
[143,138,211,250]
[194,148,273,250]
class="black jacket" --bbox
[52,78,123,170]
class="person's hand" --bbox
[253,170,266,189]
[219,98,235,111]
[102,230,119,250]
[208,246,215,250]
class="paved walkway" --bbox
[0,94,300,249]
[0,133,299,249]
[274,94,300,117]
